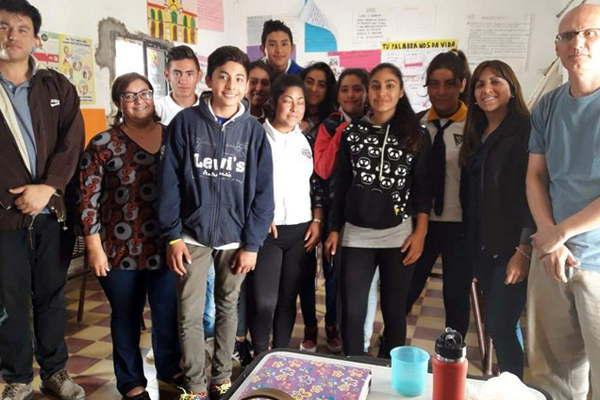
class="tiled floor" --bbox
[0,260,487,399]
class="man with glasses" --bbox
[0,1,84,399]
[526,4,600,399]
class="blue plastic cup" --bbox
[390,346,430,396]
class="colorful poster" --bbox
[33,31,96,104]
[197,0,224,32]
[147,0,198,45]
[381,39,458,112]
[301,0,337,52]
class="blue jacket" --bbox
[157,93,274,252]
[287,59,304,75]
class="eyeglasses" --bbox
[555,28,600,43]
[120,89,153,103]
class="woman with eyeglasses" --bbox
[79,73,181,400]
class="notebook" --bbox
[233,352,372,400]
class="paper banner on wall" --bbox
[33,31,96,104]
[381,38,458,112]
[197,0,224,31]
[327,50,381,72]
[147,0,198,45]
[301,0,337,52]
[353,6,436,48]
[467,14,532,71]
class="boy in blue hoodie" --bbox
[158,46,274,400]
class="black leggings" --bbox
[341,247,415,356]
[247,222,310,355]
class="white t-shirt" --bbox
[263,119,313,226]
[154,93,200,126]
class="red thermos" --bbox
[432,328,468,400]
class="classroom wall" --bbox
[223,0,570,100]
[30,0,228,113]
[28,0,584,115]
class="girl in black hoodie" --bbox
[325,63,432,356]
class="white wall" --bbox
[27,0,586,111]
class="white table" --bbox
[229,350,548,400]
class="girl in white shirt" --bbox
[247,74,324,356]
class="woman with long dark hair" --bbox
[310,68,369,353]
[406,50,472,338]
[79,73,181,399]
[297,62,337,352]
[325,63,432,356]
[460,60,532,378]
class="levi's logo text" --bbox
[194,154,245,179]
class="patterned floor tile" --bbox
[1,258,493,399]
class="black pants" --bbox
[298,246,337,328]
[247,223,310,355]
[0,215,69,383]
[406,221,472,337]
[341,247,414,356]
[476,254,527,378]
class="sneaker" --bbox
[40,369,85,400]
[325,325,342,353]
[1,383,33,400]
[233,339,253,366]
[178,388,208,400]
[123,390,151,400]
[208,381,231,400]
[299,326,317,352]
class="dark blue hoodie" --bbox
[157,93,274,252]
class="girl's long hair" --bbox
[300,62,337,121]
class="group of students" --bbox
[1,1,600,400]
[77,20,535,399]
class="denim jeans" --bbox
[99,267,181,395]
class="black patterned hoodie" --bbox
[330,118,432,231]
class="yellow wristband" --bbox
[312,218,322,224]
[169,238,183,246]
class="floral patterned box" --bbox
[232,352,372,400]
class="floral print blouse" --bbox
[79,126,163,270]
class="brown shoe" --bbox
[1,383,33,400]
[326,325,342,353]
[40,369,85,400]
